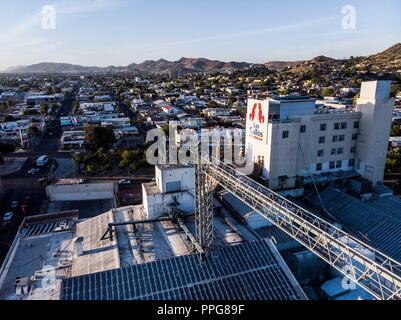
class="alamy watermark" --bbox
[341,264,357,290]
[145,125,254,175]
[40,265,57,291]
[41,5,57,30]
[341,5,357,30]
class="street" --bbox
[0,90,76,263]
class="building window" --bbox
[316,163,323,171]
[349,159,355,167]
[282,131,289,139]
[352,134,358,141]
[166,181,182,193]
[331,148,336,155]
[300,125,306,133]
[354,121,360,129]
[332,135,339,142]
[341,122,347,130]
[318,150,324,157]
[329,161,336,169]
[320,124,327,131]
[334,123,340,130]
[319,136,325,144]
[337,148,344,155]
[350,146,356,153]
[336,161,342,168]
[339,135,345,142]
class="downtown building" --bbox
[245,81,395,191]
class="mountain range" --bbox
[2,43,400,74]
[2,58,253,75]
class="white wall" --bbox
[144,165,196,219]
[46,182,116,202]
[156,166,195,195]
[356,81,394,185]
[143,188,195,219]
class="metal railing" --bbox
[200,158,401,300]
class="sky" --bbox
[0,0,400,70]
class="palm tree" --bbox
[72,152,83,175]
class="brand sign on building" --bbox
[247,100,268,142]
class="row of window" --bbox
[318,134,358,144]
[320,121,360,132]
[316,159,355,171]
[283,122,359,143]
[317,146,356,157]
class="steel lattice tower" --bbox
[195,163,214,251]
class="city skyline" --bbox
[0,0,401,70]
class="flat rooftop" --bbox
[0,202,306,300]
[47,199,115,219]
[0,210,120,300]
[142,181,161,196]
[62,239,307,301]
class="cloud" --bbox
[55,0,135,15]
[184,14,341,44]
[0,0,132,45]
[115,14,342,58]
[0,12,42,45]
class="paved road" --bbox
[0,89,76,263]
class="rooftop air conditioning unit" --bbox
[59,259,72,268]
[54,222,69,232]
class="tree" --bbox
[49,103,58,116]
[390,83,400,98]
[391,124,401,137]
[40,103,49,116]
[23,109,39,116]
[72,100,81,115]
[4,115,14,122]
[129,163,140,173]
[208,100,219,109]
[119,150,135,169]
[28,126,41,137]
[386,148,401,174]
[321,87,334,97]
[85,126,116,153]
[72,152,83,174]
[0,143,16,165]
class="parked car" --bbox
[28,168,41,175]
[36,155,49,167]
[3,212,13,222]
[11,201,19,210]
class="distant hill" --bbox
[4,58,251,75]
[2,43,400,74]
[360,43,401,72]
[264,61,303,70]
[286,55,347,75]
[127,57,252,74]
[2,62,114,74]
[285,44,401,75]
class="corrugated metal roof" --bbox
[62,239,306,300]
[307,188,401,262]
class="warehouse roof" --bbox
[307,188,401,262]
[61,239,306,301]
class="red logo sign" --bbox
[249,103,265,124]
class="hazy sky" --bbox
[0,0,400,70]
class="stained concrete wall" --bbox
[46,182,117,202]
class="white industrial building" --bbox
[245,81,395,190]
[142,165,195,219]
